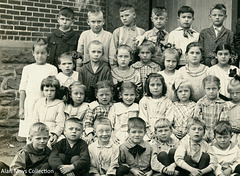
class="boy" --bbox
[212,121,240,176]
[77,10,112,70]
[56,52,78,87]
[174,117,217,176]
[226,77,240,146]
[78,40,112,102]
[151,118,179,176]
[49,118,90,176]
[47,7,80,68]
[109,4,145,68]
[168,6,199,68]
[9,122,52,176]
[141,7,168,65]
[88,118,119,176]
[199,4,234,67]
[116,117,153,176]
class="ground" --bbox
[0,135,25,165]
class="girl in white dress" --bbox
[18,39,57,139]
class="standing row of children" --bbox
[2,2,240,176]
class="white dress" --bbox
[18,63,57,137]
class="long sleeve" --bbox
[52,102,65,137]
[194,102,203,119]
[108,105,116,130]
[106,146,119,175]
[10,150,28,175]
[174,142,188,168]
[77,33,84,54]
[151,144,165,173]
[84,108,95,135]
[118,145,128,167]
[219,104,229,121]
[48,142,64,170]
[139,97,149,127]
[109,28,120,68]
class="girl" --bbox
[226,76,240,146]
[64,81,89,122]
[194,75,229,143]
[209,44,240,99]
[33,76,65,147]
[84,80,113,143]
[108,82,139,144]
[18,38,58,140]
[131,40,161,91]
[171,79,196,140]
[159,48,181,102]
[139,73,173,140]
[111,44,142,98]
[179,42,209,102]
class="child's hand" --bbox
[189,168,202,176]
[164,163,176,175]
[130,168,144,176]
[59,165,75,174]
[19,108,24,120]
[111,133,120,144]
[222,167,232,176]
[86,133,94,144]
[144,170,153,176]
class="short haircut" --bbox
[185,42,203,54]
[116,44,133,60]
[58,52,75,65]
[94,118,112,130]
[119,4,135,13]
[32,38,49,53]
[87,40,104,54]
[227,76,240,92]
[152,7,167,17]
[65,117,83,129]
[137,40,156,55]
[202,75,220,89]
[161,48,180,69]
[128,117,146,132]
[173,79,194,101]
[178,6,194,17]
[154,118,172,132]
[87,10,103,18]
[41,75,60,90]
[94,80,113,96]
[210,4,226,15]
[29,122,49,139]
[187,117,206,133]
[144,73,167,96]
[59,7,74,19]
[214,121,232,136]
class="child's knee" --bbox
[157,151,168,162]
[116,166,130,176]
[70,156,81,163]
[200,153,210,162]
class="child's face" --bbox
[149,77,163,98]
[117,48,131,69]
[58,58,74,76]
[216,49,230,66]
[64,122,82,141]
[164,54,177,71]
[120,10,136,26]
[88,44,103,63]
[121,88,136,106]
[33,45,48,65]
[229,86,240,103]
[31,132,49,151]
[95,124,112,145]
[128,127,145,144]
[215,133,231,150]
[87,14,104,34]
[151,12,167,30]
[186,47,202,65]
[57,15,73,31]
[177,85,191,103]
[188,123,205,142]
[178,12,194,29]
[71,86,85,107]
[43,86,56,101]
[96,88,112,105]
[210,9,226,27]
[155,127,171,143]
[138,46,152,64]
[204,82,219,100]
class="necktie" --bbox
[156,30,166,47]
[183,29,194,38]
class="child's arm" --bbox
[200,145,217,175]
[10,149,28,176]
[109,29,120,68]
[84,108,95,138]
[88,146,101,175]
[219,103,229,121]
[19,90,26,120]
[150,144,166,173]
[106,145,119,175]
[48,141,64,170]
[108,105,120,144]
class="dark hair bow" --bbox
[161,43,182,58]
[128,144,146,158]
[229,68,237,77]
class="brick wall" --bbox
[0,0,107,41]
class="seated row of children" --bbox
[2,117,240,176]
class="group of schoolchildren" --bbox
[0,2,240,176]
